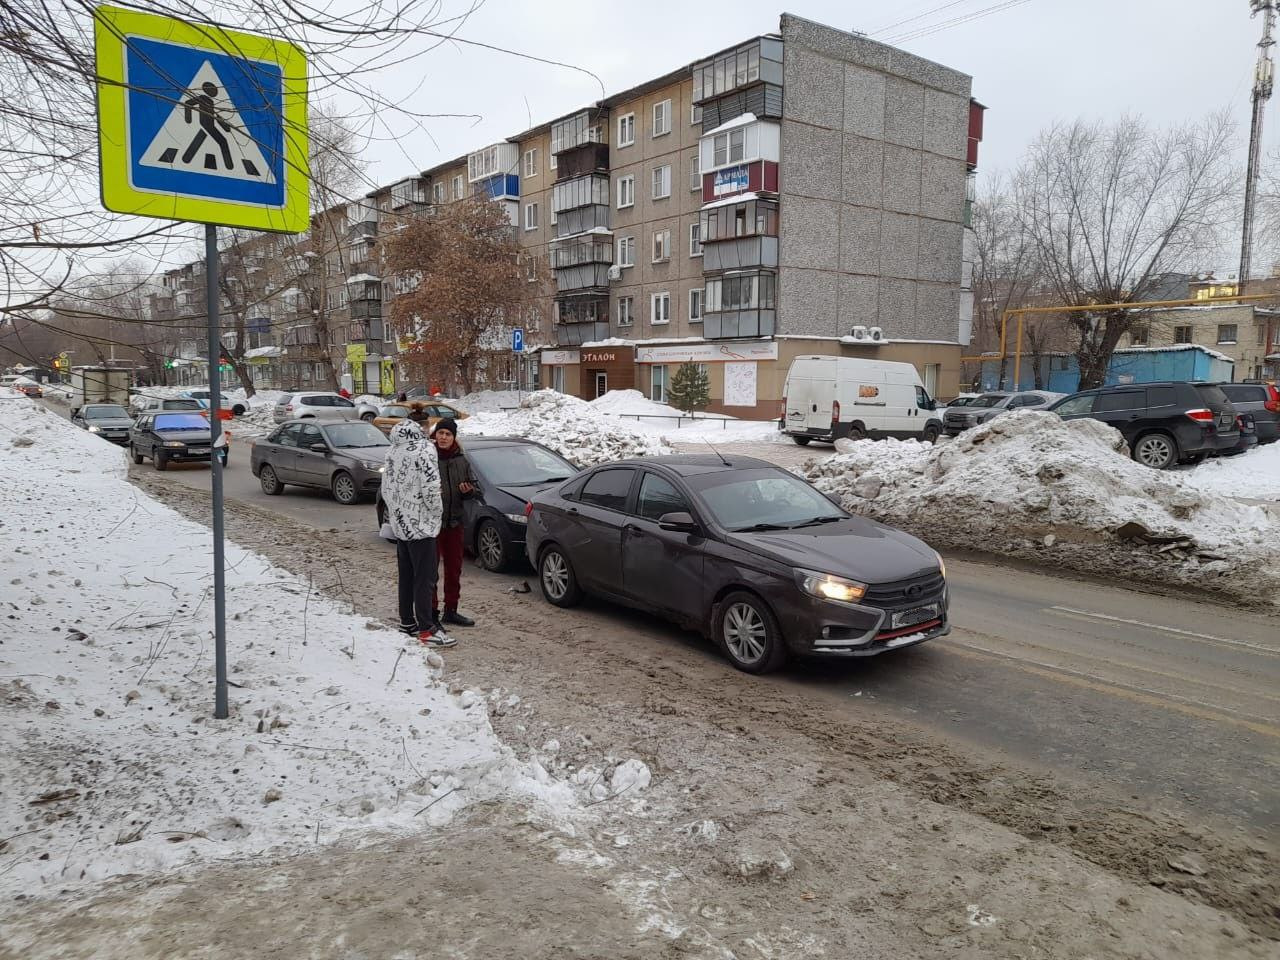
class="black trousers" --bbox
[396,536,438,630]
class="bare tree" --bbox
[1014,113,1238,389]
[971,175,1042,386]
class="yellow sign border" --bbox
[94,5,309,233]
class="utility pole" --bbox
[1241,0,1278,290]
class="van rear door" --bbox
[784,359,835,435]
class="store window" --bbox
[650,365,669,403]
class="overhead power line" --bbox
[884,0,1035,45]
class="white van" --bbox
[780,356,943,445]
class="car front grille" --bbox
[864,571,946,609]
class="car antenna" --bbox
[703,439,731,467]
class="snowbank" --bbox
[590,389,731,421]
[0,395,591,900]
[804,410,1280,605]
[454,390,522,414]
[460,390,673,467]
[1179,442,1280,502]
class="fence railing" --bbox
[499,406,732,429]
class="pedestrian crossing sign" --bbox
[93,5,309,233]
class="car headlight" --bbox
[796,569,867,604]
[87,425,101,433]
[505,512,528,525]
[361,460,382,470]
[163,440,186,448]
[935,551,946,579]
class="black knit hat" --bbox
[431,417,459,437]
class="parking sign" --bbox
[93,5,309,232]
[512,328,524,353]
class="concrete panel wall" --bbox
[778,14,972,345]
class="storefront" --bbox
[579,346,635,399]
[636,340,779,419]
[539,349,581,396]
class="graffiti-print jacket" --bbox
[381,421,443,541]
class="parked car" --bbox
[1225,413,1259,456]
[1220,382,1280,443]
[134,395,203,414]
[1048,381,1240,469]
[184,388,246,417]
[251,420,389,505]
[5,375,44,398]
[272,391,359,424]
[130,412,226,470]
[371,400,468,435]
[376,437,578,571]
[71,403,134,445]
[780,356,943,445]
[526,455,949,674]
[942,391,1064,436]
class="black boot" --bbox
[442,609,475,627]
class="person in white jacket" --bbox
[381,420,455,647]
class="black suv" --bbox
[1048,381,1239,469]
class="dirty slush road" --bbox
[4,473,1277,960]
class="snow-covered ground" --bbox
[460,390,674,466]
[1179,441,1280,502]
[0,390,653,901]
[805,410,1280,604]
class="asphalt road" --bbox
[131,449,1280,834]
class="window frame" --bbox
[578,467,637,514]
[689,287,703,323]
[523,148,538,178]
[651,229,671,263]
[689,222,703,257]
[652,99,671,138]
[1217,323,1238,344]
[524,201,539,232]
[618,113,636,147]
[650,364,669,403]
[651,291,671,325]
[634,472,690,523]
[618,295,635,327]
[617,235,635,268]
[1173,324,1193,344]
[652,164,672,200]
[451,175,463,200]
[617,174,635,210]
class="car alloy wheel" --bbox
[723,602,768,663]
[361,411,376,422]
[331,470,358,505]
[259,464,283,495]
[539,546,581,607]
[1134,434,1175,469]
[477,520,507,572]
[716,591,787,674]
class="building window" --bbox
[524,202,539,231]
[689,153,701,192]
[551,365,566,393]
[617,175,635,209]
[691,101,702,126]
[704,272,776,312]
[451,175,463,200]
[549,151,557,171]
[1217,324,1238,344]
[1174,325,1193,344]
[1129,325,1149,346]
[652,164,671,200]
[651,365,669,403]
[618,113,635,147]
[432,182,445,204]
[652,99,671,137]
[651,292,671,325]
[618,296,634,327]
[523,149,538,178]
[712,128,746,168]
[689,288,703,322]
[689,222,702,257]
[617,235,635,267]
[652,229,671,262]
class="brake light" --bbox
[285,404,294,412]
[1185,408,1214,423]
[780,396,787,418]
[831,400,841,424]
[1265,389,1279,414]
[524,501,534,518]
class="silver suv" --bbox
[272,391,359,424]
[942,390,1064,436]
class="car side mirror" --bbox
[309,442,328,453]
[658,511,698,533]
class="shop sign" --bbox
[542,350,580,366]
[635,341,778,364]
[712,164,750,197]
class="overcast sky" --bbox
[349,0,1274,189]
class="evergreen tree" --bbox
[667,361,710,413]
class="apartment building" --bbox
[1128,303,1280,381]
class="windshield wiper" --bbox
[733,522,791,532]
[791,516,843,528]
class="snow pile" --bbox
[353,393,383,409]
[0,395,596,900]
[454,389,522,414]
[461,390,673,466]
[225,387,284,410]
[805,410,1280,604]
[128,385,187,410]
[39,383,73,402]
[230,402,279,439]
[590,389,731,421]
[1179,442,1280,502]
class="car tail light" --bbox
[1265,387,1279,413]
[285,404,294,412]
[780,396,787,418]
[831,400,841,424]
[524,501,534,518]
[1185,408,1214,423]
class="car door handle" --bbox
[566,506,578,516]
[624,524,645,536]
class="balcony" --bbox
[349,318,386,343]
[554,320,611,346]
[556,142,609,182]
[702,271,776,340]
[474,173,520,201]
[692,38,784,130]
[553,293,609,345]
[703,236,778,272]
[390,177,428,210]
[468,143,519,183]
[551,237,613,270]
[347,277,381,302]
[349,298,382,321]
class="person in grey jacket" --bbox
[381,420,455,647]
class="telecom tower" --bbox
[1241,0,1278,289]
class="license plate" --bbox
[188,447,208,455]
[891,604,939,629]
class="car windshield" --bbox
[153,414,209,431]
[84,405,129,418]
[469,444,575,485]
[968,394,1008,408]
[692,469,846,532]
[322,422,390,448]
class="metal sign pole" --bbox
[205,223,229,720]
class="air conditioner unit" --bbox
[868,326,886,343]
[848,325,869,342]
[607,264,622,281]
